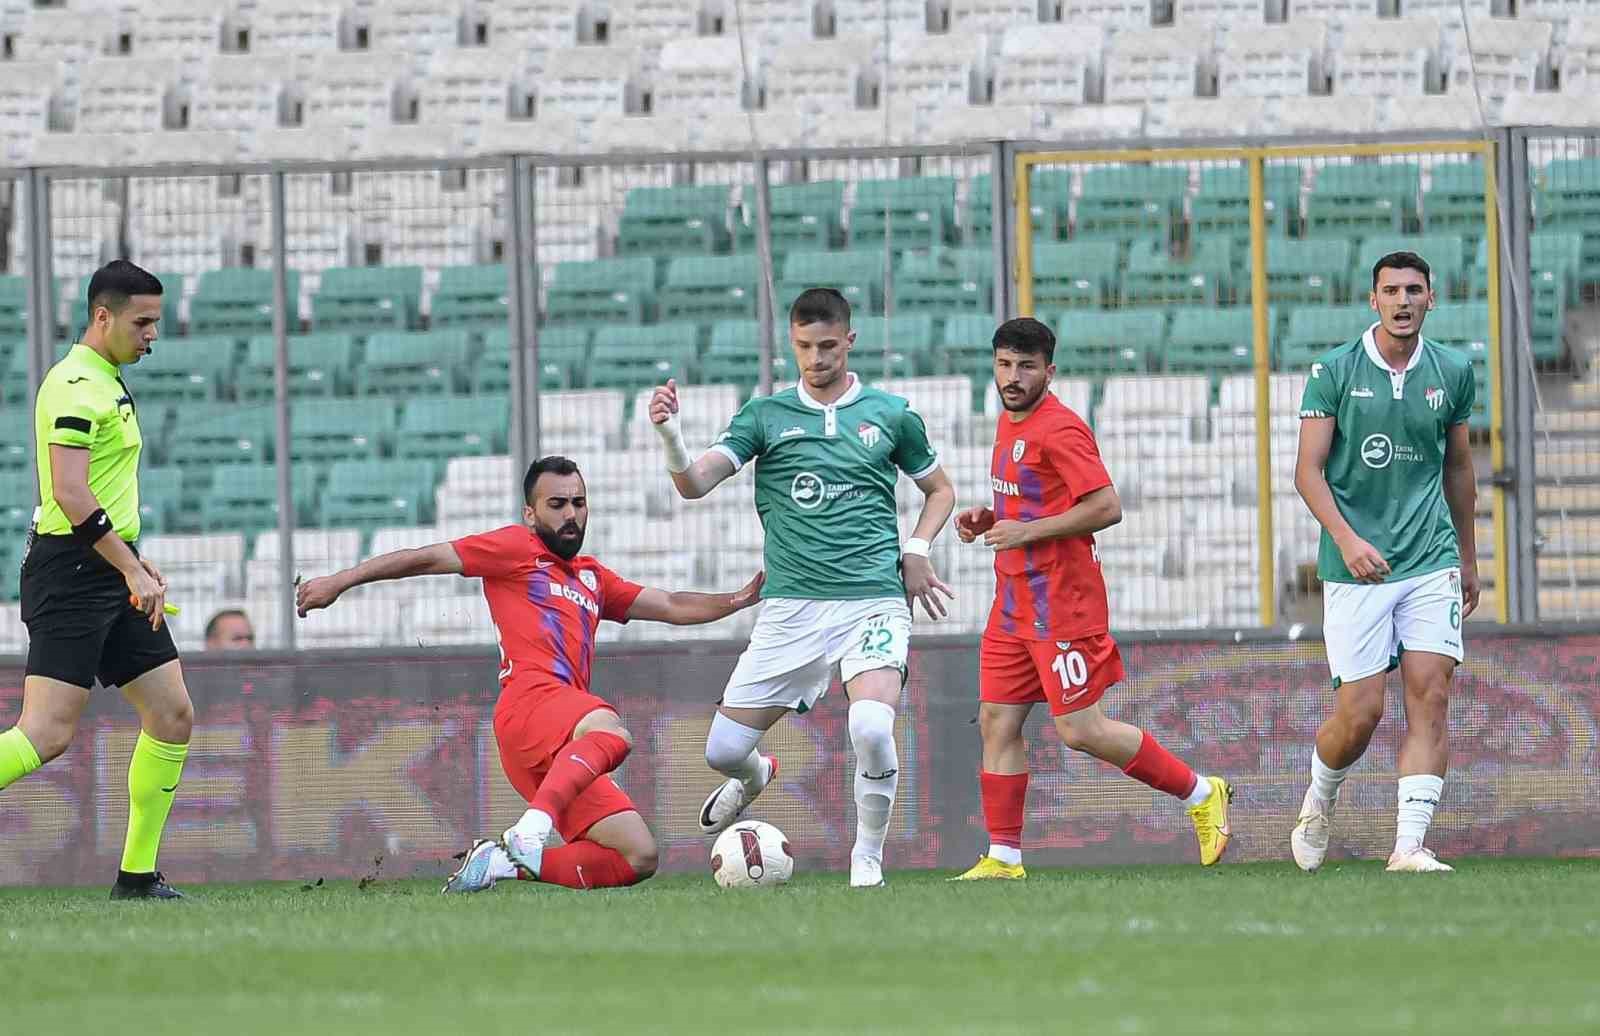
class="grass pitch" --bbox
[4,859,1599,1035]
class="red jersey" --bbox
[987,393,1113,640]
[452,525,644,702]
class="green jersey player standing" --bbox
[1290,251,1480,875]
[649,288,957,888]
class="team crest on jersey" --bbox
[1425,387,1446,411]
[1012,440,1026,462]
[579,570,598,592]
[857,422,881,449]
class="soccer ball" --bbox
[709,821,794,889]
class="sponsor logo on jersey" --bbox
[857,422,881,449]
[1351,387,1375,398]
[547,580,600,618]
[536,559,554,570]
[1360,433,1394,468]
[1012,439,1026,462]
[579,569,598,592]
[991,475,1020,497]
[779,425,806,439]
[1425,387,1446,410]
[1310,363,1324,379]
[791,471,825,509]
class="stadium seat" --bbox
[1123,237,1233,307]
[191,55,284,141]
[545,256,656,326]
[1103,27,1207,104]
[537,44,642,123]
[1216,20,1324,98]
[1143,98,1269,140]
[776,248,884,315]
[765,40,870,115]
[1074,164,1187,241]
[1260,237,1351,305]
[617,185,732,257]
[1332,18,1440,98]
[627,384,740,449]
[128,335,239,404]
[995,24,1102,121]
[1266,96,1381,136]
[1053,308,1165,374]
[850,315,939,377]
[1423,160,1490,237]
[1445,18,1549,121]
[139,532,247,599]
[850,177,959,251]
[1305,161,1421,237]
[251,1,344,66]
[474,328,514,394]
[1058,0,1152,35]
[736,181,846,257]
[311,265,422,332]
[190,268,300,337]
[887,33,986,107]
[290,397,397,462]
[702,320,791,392]
[430,264,508,327]
[871,376,973,447]
[201,463,321,531]
[12,9,98,108]
[168,405,276,467]
[896,248,995,315]
[396,395,509,461]
[938,312,999,398]
[301,50,404,131]
[238,333,356,401]
[133,1,222,72]
[829,0,929,39]
[0,62,56,166]
[478,0,583,49]
[659,255,761,322]
[366,0,462,74]
[703,0,813,47]
[436,454,518,523]
[1030,240,1120,309]
[76,58,177,134]
[589,322,700,391]
[322,459,437,528]
[1423,303,1492,363]
[1098,373,1210,422]
[245,527,362,597]
[1163,307,1265,374]
[408,595,495,646]
[357,330,474,396]
[0,408,28,472]
[1281,304,1375,364]
[1350,234,1467,299]
[655,36,751,115]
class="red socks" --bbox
[980,770,1029,849]
[520,840,640,889]
[530,730,631,819]
[1121,732,1199,799]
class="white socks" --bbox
[1309,748,1352,809]
[705,712,766,791]
[1181,775,1215,808]
[848,700,899,861]
[987,844,1022,866]
[488,844,518,880]
[1395,774,1444,855]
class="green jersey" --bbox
[34,343,144,541]
[1298,326,1475,584]
[711,374,940,600]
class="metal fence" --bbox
[0,130,1588,655]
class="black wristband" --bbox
[71,508,113,547]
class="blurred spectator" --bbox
[204,609,256,651]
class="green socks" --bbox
[121,731,189,874]
[0,727,42,790]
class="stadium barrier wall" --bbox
[1,628,1595,887]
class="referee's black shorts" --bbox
[20,533,180,689]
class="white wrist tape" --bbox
[901,537,931,558]
[654,412,692,473]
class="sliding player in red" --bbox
[951,318,1233,880]
[295,456,763,892]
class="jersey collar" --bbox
[1361,323,1425,375]
[70,342,118,378]
[795,371,862,411]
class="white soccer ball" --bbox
[709,821,794,889]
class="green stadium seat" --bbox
[356,329,474,396]
[430,264,508,327]
[532,326,592,388]
[737,181,845,255]
[1305,162,1420,237]
[322,459,437,528]
[776,249,884,314]
[659,254,761,322]
[938,313,999,409]
[969,170,1073,242]
[1424,303,1491,366]
[136,465,186,534]
[1074,165,1188,241]
[1255,238,1350,305]
[1423,160,1489,235]
[1122,237,1231,307]
[850,177,959,250]
[238,333,356,400]
[1163,307,1270,374]
[0,470,35,541]
[896,248,994,314]
[1031,240,1120,309]
[850,314,938,377]
[545,256,657,326]
[0,276,27,338]
[189,268,300,336]
[617,185,732,256]
[396,395,507,460]
[201,463,320,531]
[1470,233,1576,367]
[1053,308,1164,374]
[1350,234,1468,300]
[290,397,396,462]
[477,328,513,394]
[1191,164,1299,246]
[1281,304,1375,366]
[3,343,70,407]
[589,322,699,391]
[0,408,27,471]
[168,405,275,467]
[1536,158,1600,291]
[311,266,422,332]
[702,320,790,390]
[126,335,239,404]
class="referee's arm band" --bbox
[71,508,113,547]
[54,416,92,434]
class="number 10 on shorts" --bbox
[1051,648,1088,691]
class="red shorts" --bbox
[979,630,1124,716]
[493,686,638,842]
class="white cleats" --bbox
[1291,789,1332,873]
[442,838,501,894]
[1386,847,1453,873]
[849,853,885,888]
[502,813,552,879]
[698,756,777,836]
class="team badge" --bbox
[579,570,598,592]
[1425,387,1446,411]
[1012,440,1026,462]
[858,422,881,449]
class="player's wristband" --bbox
[71,508,113,547]
[901,537,931,558]
[653,412,692,474]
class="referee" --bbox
[0,260,193,899]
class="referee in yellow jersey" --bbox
[0,260,193,899]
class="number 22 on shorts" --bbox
[859,624,894,658]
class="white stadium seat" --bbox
[925,103,1038,144]
[132,1,223,74]
[469,110,587,156]
[765,40,872,115]
[418,48,518,145]
[538,45,642,121]
[1559,16,1600,93]
[13,9,101,106]
[944,0,1043,35]
[409,595,497,646]
[1499,90,1590,125]
[1172,0,1265,46]
[302,51,405,130]
[829,0,930,41]
[1447,18,1550,120]
[1217,19,1324,97]
[873,376,975,449]
[1099,374,1212,420]
[191,56,285,137]
[888,33,987,106]
[1381,93,1482,132]
[251,124,357,162]
[1399,0,1493,60]
[478,0,584,49]
[654,37,753,115]
[1145,97,1268,137]
[1042,102,1146,139]
[251,0,344,66]
[629,384,740,451]
[542,390,628,449]
[1265,95,1381,134]
[246,529,362,598]
[0,62,57,165]
[1058,0,1151,36]
[367,0,464,75]
[1289,0,1380,31]
[694,108,809,152]
[995,24,1104,109]
[141,533,247,599]
[1332,17,1441,97]
[76,58,176,134]
[706,0,816,46]
[1104,26,1208,104]
[607,0,703,54]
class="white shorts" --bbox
[722,597,912,713]
[1323,567,1466,687]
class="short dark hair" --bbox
[992,317,1056,362]
[789,287,851,329]
[204,608,249,640]
[523,455,583,504]
[86,259,163,320]
[1372,251,1431,290]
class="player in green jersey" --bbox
[1290,251,1480,875]
[649,288,957,887]
[0,260,193,898]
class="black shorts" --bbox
[20,532,180,689]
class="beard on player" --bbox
[535,516,586,559]
[996,373,1050,413]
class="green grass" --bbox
[5,860,1600,1034]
